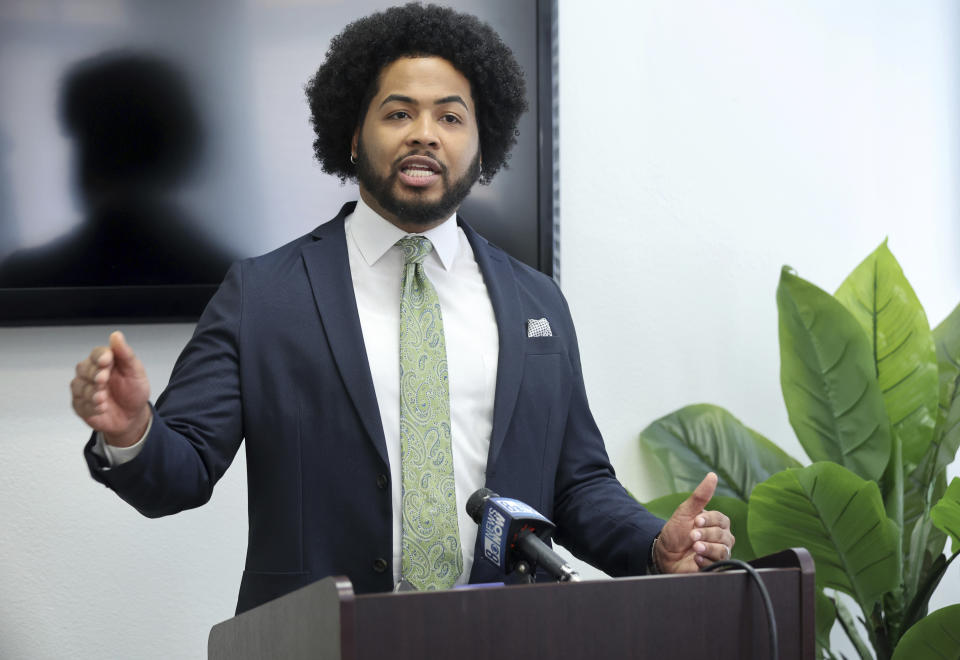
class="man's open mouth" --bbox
[397,156,442,186]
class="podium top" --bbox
[209,548,815,660]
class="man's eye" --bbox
[440,114,461,124]
[388,111,410,120]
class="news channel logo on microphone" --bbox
[480,497,551,567]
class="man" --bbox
[71,4,734,614]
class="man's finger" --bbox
[693,541,731,563]
[79,348,112,381]
[676,472,718,516]
[76,359,95,382]
[690,527,732,543]
[71,371,108,406]
[75,378,95,401]
[694,510,730,530]
[81,363,110,387]
[690,525,733,545]
[71,390,98,419]
[69,377,86,399]
[92,345,113,366]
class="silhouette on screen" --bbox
[0,51,234,288]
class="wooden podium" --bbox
[209,548,814,659]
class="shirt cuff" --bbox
[91,416,153,468]
[647,531,663,575]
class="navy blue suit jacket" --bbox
[85,202,664,613]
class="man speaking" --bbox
[70,3,734,614]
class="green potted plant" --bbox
[638,242,960,659]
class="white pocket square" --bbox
[527,318,552,338]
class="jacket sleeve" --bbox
[83,262,246,518]
[548,285,665,576]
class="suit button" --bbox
[373,558,388,573]
[376,473,389,490]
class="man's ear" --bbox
[350,128,360,161]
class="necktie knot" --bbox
[396,236,433,265]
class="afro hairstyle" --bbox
[305,3,528,185]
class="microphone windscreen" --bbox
[466,488,498,523]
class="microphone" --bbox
[466,488,580,583]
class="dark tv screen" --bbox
[0,0,555,325]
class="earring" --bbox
[350,153,357,165]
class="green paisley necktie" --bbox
[396,236,462,590]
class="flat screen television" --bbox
[0,0,556,325]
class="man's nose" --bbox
[406,115,439,148]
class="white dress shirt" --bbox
[346,198,498,586]
[95,198,500,587]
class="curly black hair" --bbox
[305,3,528,185]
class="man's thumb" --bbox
[109,331,137,367]
[678,472,718,516]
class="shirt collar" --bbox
[348,197,460,271]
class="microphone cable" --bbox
[701,559,778,660]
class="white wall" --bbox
[1,1,959,658]
[557,0,960,651]
[0,326,248,659]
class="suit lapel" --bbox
[461,220,524,472]
[301,202,388,465]
[298,208,524,472]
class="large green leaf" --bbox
[748,462,900,613]
[643,492,755,561]
[903,507,948,613]
[834,241,938,467]
[931,477,960,554]
[891,604,960,660]
[933,302,960,475]
[815,590,836,659]
[904,445,948,542]
[901,551,955,637]
[777,268,892,481]
[901,303,960,573]
[643,492,688,521]
[902,454,948,604]
[639,404,801,501]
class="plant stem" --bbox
[901,549,959,633]
[867,603,898,660]
[834,596,874,660]
[882,433,904,533]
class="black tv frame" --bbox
[0,0,557,326]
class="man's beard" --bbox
[355,140,481,227]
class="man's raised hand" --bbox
[71,331,151,447]
[655,472,735,573]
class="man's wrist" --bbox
[103,407,152,448]
[96,412,152,468]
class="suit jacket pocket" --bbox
[525,336,560,355]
